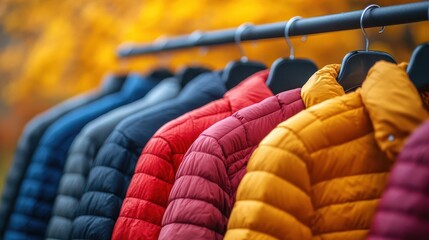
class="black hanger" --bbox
[407,43,429,90]
[267,17,318,94]
[337,4,396,92]
[146,67,174,80]
[172,31,213,88]
[176,66,212,88]
[222,23,267,90]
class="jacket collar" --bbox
[301,64,345,108]
[301,62,428,160]
[225,70,273,113]
[360,61,429,160]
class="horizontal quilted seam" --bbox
[137,152,174,168]
[314,196,380,213]
[129,172,172,186]
[315,228,369,236]
[375,204,429,222]
[52,194,78,203]
[310,132,372,156]
[225,228,279,240]
[392,160,429,169]
[15,193,54,205]
[235,199,310,232]
[311,172,389,209]
[10,209,50,220]
[26,163,63,176]
[50,215,72,222]
[179,150,224,167]
[65,151,94,164]
[30,150,67,165]
[82,190,124,200]
[386,180,429,195]
[74,214,114,220]
[246,170,310,203]
[89,165,131,181]
[87,174,131,196]
[59,172,86,181]
[17,192,58,207]
[167,197,230,220]
[171,175,231,205]
[8,213,47,225]
[125,196,166,209]
[162,220,225,235]
[116,215,162,226]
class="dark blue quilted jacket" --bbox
[3,73,159,240]
[71,72,226,240]
[0,74,125,237]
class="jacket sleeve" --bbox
[159,134,228,240]
[72,130,141,240]
[112,136,175,240]
[224,125,314,240]
[46,134,95,239]
[368,121,429,239]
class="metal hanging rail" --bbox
[117,1,429,57]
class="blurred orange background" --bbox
[0,0,428,192]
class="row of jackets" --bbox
[0,61,428,240]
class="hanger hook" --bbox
[285,16,303,60]
[235,23,253,62]
[360,4,384,52]
[189,30,208,56]
[189,30,203,44]
[155,35,169,50]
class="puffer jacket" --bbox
[4,74,159,240]
[160,88,305,240]
[0,74,125,237]
[45,77,181,240]
[112,70,273,240]
[225,61,429,240]
[71,71,226,240]
[368,119,429,240]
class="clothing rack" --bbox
[118,1,429,57]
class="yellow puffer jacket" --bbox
[225,61,429,240]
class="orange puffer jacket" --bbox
[225,61,429,240]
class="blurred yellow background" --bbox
[0,0,428,192]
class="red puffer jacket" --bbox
[158,88,305,239]
[368,119,429,240]
[112,70,273,240]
